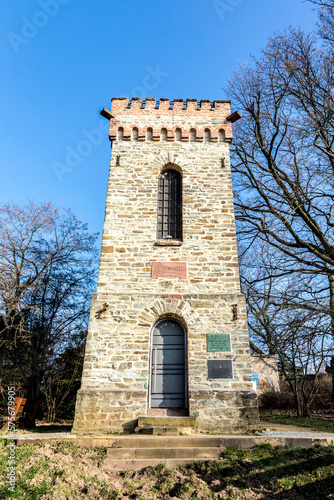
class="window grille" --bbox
[157,169,182,240]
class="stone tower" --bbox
[73,97,259,434]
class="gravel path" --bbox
[2,430,334,441]
[2,432,74,440]
[260,430,334,439]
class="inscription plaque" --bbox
[151,261,187,279]
[207,334,231,352]
[207,360,233,379]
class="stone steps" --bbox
[107,446,222,460]
[103,458,215,471]
[135,426,194,435]
[107,436,262,448]
[103,434,262,471]
[135,416,196,435]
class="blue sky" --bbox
[1,0,318,240]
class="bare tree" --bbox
[0,201,97,406]
[240,243,333,416]
[227,27,334,401]
[307,0,334,43]
[227,29,334,324]
[42,331,86,423]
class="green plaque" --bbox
[207,334,231,352]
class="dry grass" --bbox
[1,440,334,499]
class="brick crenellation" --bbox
[105,97,234,142]
[111,97,232,113]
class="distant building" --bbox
[251,356,280,394]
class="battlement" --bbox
[111,97,231,114]
[102,97,235,143]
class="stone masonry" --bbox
[72,97,259,434]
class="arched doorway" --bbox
[149,319,187,409]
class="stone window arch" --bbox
[147,127,153,141]
[218,129,225,142]
[204,128,211,142]
[157,168,182,241]
[117,127,124,141]
[175,128,182,141]
[161,128,167,141]
[132,127,139,141]
[190,128,196,142]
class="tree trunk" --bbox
[26,375,41,402]
[0,349,5,379]
[328,274,334,402]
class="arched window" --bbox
[175,128,182,141]
[132,127,138,141]
[161,128,167,141]
[117,127,124,141]
[190,128,196,142]
[157,169,182,240]
[204,128,211,142]
[147,127,153,141]
[218,129,225,142]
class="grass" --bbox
[261,413,334,433]
[1,440,334,499]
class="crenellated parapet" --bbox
[101,97,236,143]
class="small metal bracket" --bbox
[232,304,238,321]
[95,303,109,319]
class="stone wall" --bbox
[72,97,259,434]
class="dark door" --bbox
[150,319,187,408]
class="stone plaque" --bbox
[207,360,233,379]
[207,334,231,352]
[151,262,187,279]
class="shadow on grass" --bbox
[30,424,72,433]
[275,476,334,500]
[186,445,334,499]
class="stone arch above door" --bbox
[137,297,199,329]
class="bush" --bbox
[259,373,333,414]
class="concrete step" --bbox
[135,426,194,435]
[107,446,222,460]
[137,416,196,428]
[103,458,214,472]
[136,416,196,435]
[106,435,262,449]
